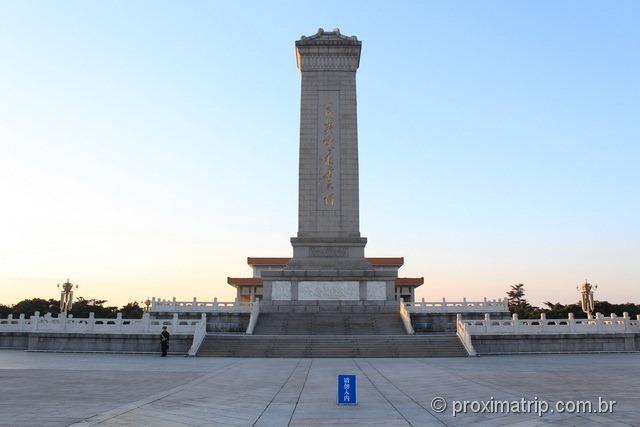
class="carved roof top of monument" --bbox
[295,28,362,71]
[295,28,360,46]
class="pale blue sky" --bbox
[1,1,638,306]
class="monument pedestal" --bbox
[288,237,370,270]
[261,268,397,302]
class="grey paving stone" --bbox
[0,351,637,426]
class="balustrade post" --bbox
[595,312,604,332]
[540,313,546,332]
[192,297,197,308]
[463,297,467,307]
[512,313,518,333]
[88,312,95,332]
[32,311,40,332]
[568,312,575,332]
[58,311,70,332]
[456,313,462,332]
[172,297,177,310]
[62,312,69,332]
[116,313,123,332]
[143,313,150,332]
[172,313,179,332]
[623,312,630,331]
[19,314,25,331]
[484,313,490,333]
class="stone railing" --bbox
[458,312,640,335]
[245,300,260,335]
[406,297,509,313]
[188,313,208,356]
[456,314,477,356]
[0,312,204,334]
[399,298,415,335]
[149,297,253,313]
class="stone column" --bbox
[288,28,370,271]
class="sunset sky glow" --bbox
[1,1,639,307]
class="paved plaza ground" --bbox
[0,350,638,426]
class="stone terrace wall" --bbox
[472,333,640,355]
[206,313,249,332]
[0,332,28,350]
[0,332,193,354]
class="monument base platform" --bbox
[258,300,400,313]
[261,269,398,301]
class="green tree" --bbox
[543,302,585,318]
[0,304,12,317]
[119,302,144,319]
[69,297,117,318]
[506,284,539,318]
[593,301,640,317]
[543,301,640,318]
[12,298,60,316]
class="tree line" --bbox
[506,283,640,318]
[2,285,639,320]
[0,298,144,318]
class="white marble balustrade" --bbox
[458,312,640,335]
[405,297,509,313]
[149,297,253,313]
[0,312,205,334]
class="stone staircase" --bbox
[197,334,468,357]
[253,312,406,335]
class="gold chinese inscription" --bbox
[321,101,336,206]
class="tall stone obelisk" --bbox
[261,28,397,301]
[287,28,370,271]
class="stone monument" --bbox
[227,29,424,303]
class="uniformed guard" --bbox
[160,326,170,357]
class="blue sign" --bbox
[337,374,357,405]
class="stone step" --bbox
[197,334,468,357]
[253,312,406,335]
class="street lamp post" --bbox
[577,280,597,319]
[58,279,78,313]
